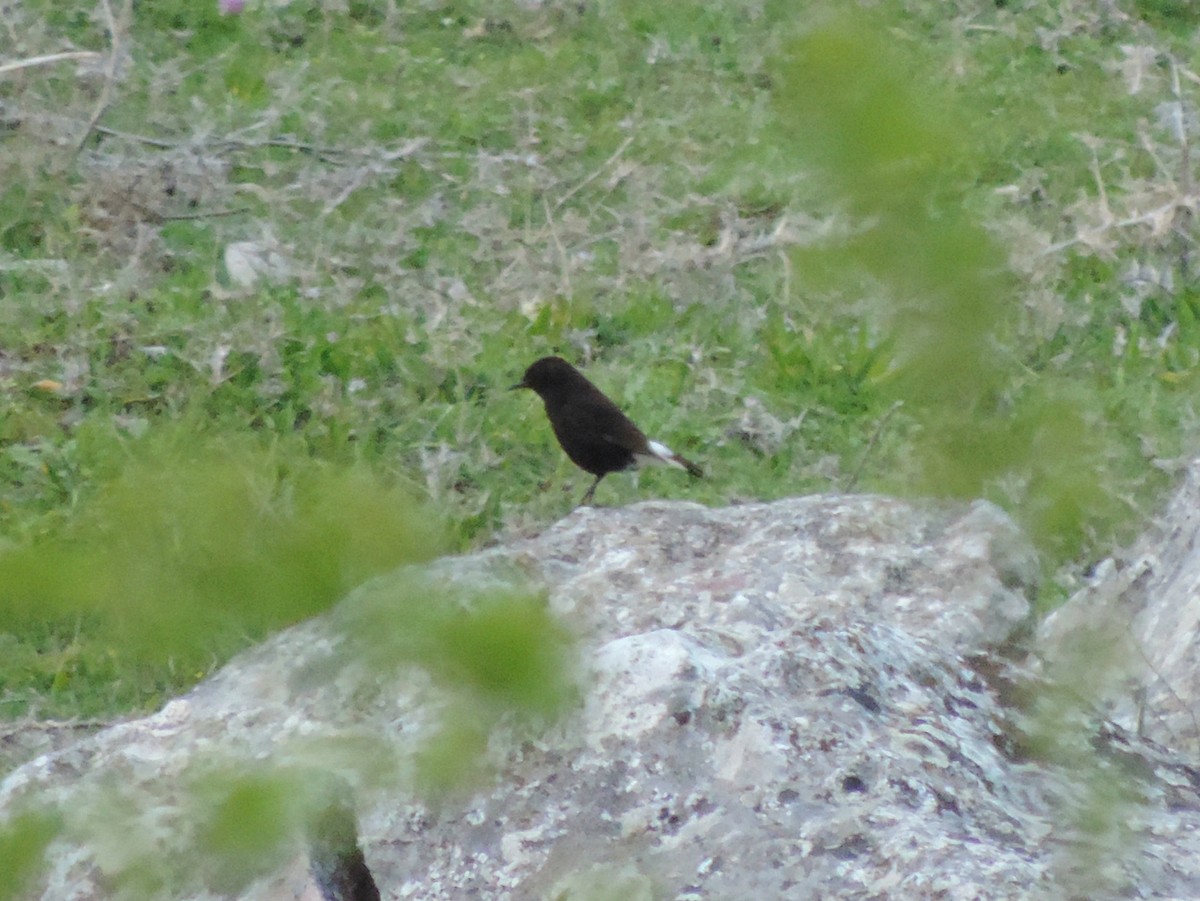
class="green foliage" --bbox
[0,181,55,255]
[1133,0,1200,31]
[347,580,572,715]
[771,13,1138,562]
[422,593,573,713]
[0,810,60,901]
[0,565,575,896]
[0,427,445,714]
[342,576,575,792]
[755,312,883,415]
[65,771,294,897]
[413,716,494,797]
[192,771,300,892]
[775,18,1010,398]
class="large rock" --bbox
[3,494,1200,899]
[1040,459,1200,751]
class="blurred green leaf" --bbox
[772,14,1129,564]
[193,771,298,893]
[0,427,447,678]
[345,579,575,719]
[0,810,60,901]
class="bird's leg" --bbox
[578,474,604,507]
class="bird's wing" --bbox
[582,397,649,453]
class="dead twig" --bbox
[552,134,634,214]
[0,50,104,77]
[541,193,572,297]
[1169,58,1193,198]
[95,125,349,161]
[0,716,120,742]
[322,167,373,216]
[220,136,348,162]
[1044,58,1199,267]
[74,0,132,157]
[1129,628,1200,745]
[94,125,198,149]
[159,207,252,222]
[93,127,542,174]
[1169,56,1194,280]
[842,400,903,492]
[1040,195,1200,257]
[493,136,635,293]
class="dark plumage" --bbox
[512,356,703,505]
[308,799,380,901]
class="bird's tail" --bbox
[646,440,704,478]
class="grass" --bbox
[0,0,1197,727]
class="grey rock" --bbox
[1041,458,1200,751]
[3,494,1199,899]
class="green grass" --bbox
[0,0,1197,727]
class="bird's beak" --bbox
[510,380,528,391]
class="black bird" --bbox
[308,797,380,901]
[512,356,703,505]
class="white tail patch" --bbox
[644,440,687,470]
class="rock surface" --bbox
[3,493,1200,899]
[1040,459,1200,751]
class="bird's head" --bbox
[510,356,580,397]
